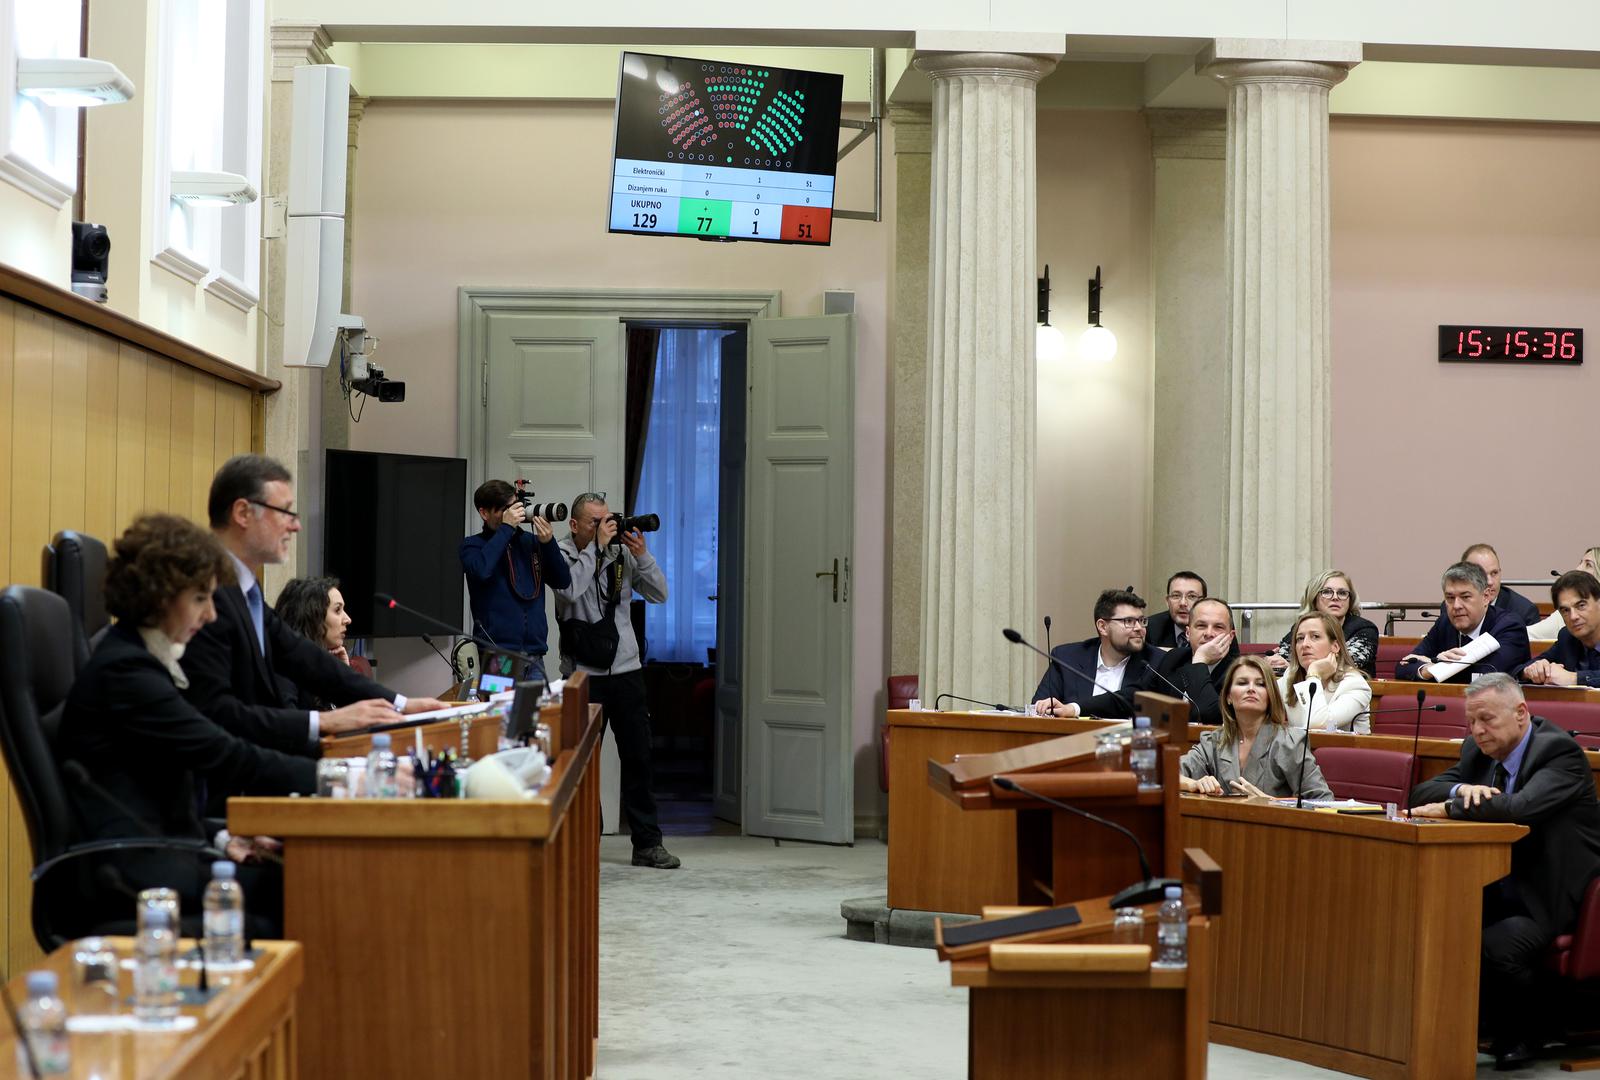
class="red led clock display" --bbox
[1439,325,1582,365]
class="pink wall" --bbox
[1331,117,1600,606]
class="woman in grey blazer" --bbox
[1178,655,1333,800]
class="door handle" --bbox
[815,558,839,602]
[707,594,718,602]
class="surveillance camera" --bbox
[351,369,405,402]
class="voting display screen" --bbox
[609,52,844,245]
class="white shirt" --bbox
[1095,648,1132,695]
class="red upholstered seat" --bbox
[1370,694,1470,740]
[881,675,919,793]
[350,654,374,679]
[1547,876,1600,981]
[1375,637,1420,681]
[1239,642,1277,656]
[1577,734,1600,751]
[1313,746,1416,806]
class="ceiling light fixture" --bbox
[17,57,135,107]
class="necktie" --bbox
[246,582,266,656]
[1492,761,1511,794]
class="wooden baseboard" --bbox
[1209,1022,1406,1080]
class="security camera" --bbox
[337,321,405,404]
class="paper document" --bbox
[1425,633,1499,682]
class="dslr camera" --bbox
[605,512,661,545]
[512,479,567,522]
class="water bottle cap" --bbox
[212,860,236,879]
[1134,716,1151,729]
[24,971,56,996]
[372,733,391,748]
[1164,885,1183,900]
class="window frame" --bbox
[0,0,82,210]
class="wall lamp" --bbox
[170,170,258,206]
[17,57,135,107]
[1080,265,1118,363]
[1035,265,1067,363]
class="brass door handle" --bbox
[815,559,839,602]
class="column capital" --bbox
[1197,39,1360,90]
[1144,108,1226,160]
[270,22,333,82]
[888,103,931,155]
[348,95,369,147]
[913,51,1057,85]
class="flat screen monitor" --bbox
[476,672,515,697]
[608,51,844,245]
[324,449,468,638]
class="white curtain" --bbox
[636,329,726,663]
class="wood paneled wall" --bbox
[0,295,262,977]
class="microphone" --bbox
[1140,651,1195,705]
[374,592,544,671]
[994,775,1181,908]
[1295,681,1317,809]
[934,692,1013,712]
[1044,614,1052,656]
[1353,704,1446,718]
[420,633,459,680]
[1406,688,1428,818]
[1002,628,1131,718]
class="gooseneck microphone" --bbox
[994,775,1181,907]
[1044,614,1052,656]
[1407,688,1428,818]
[1353,704,1446,720]
[1002,628,1131,718]
[1295,681,1318,809]
[934,692,1014,712]
[374,592,544,672]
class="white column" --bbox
[914,51,1056,706]
[1199,41,1359,625]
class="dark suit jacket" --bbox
[1493,585,1542,627]
[1031,637,1162,718]
[1410,716,1600,935]
[1393,606,1531,683]
[182,583,394,756]
[1145,611,1187,651]
[1513,628,1600,688]
[1153,639,1242,726]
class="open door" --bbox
[713,329,747,825]
[742,314,854,843]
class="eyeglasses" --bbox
[1166,592,1203,603]
[247,498,300,521]
[1105,616,1149,629]
[1318,588,1352,600]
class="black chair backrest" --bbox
[42,530,109,670]
[0,587,82,869]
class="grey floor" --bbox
[595,831,1586,1079]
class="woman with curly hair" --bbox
[59,513,313,936]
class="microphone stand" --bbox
[1407,688,1427,818]
[994,776,1180,908]
[1294,681,1318,809]
[934,692,1013,712]
[1044,614,1052,657]
[1002,628,1134,719]
[374,592,545,673]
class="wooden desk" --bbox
[1179,797,1526,1079]
[1368,678,1600,705]
[0,939,301,1079]
[228,679,601,1080]
[886,709,1104,913]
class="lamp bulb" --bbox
[1036,324,1068,364]
[1078,325,1118,364]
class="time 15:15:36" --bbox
[1457,328,1578,359]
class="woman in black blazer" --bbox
[59,514,315,935]
[1269,569,1379,678]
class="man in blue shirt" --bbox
[1517,570,1600,687]
[459,479,572,677]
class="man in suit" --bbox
[1517,570,1600,687]
[1395,561,1531,683]
[1153,597,1241,725]
[1145,571,1206,651]
[1031,588,1161,719]
[1464,542,1541,627]
[1409,675,1600,1070]
[183,455,448,763]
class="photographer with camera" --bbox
[556,493,677,870]
[459,480,573,677]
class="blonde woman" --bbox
[1269,569,1379,678]
[1279,612,1373,733]
[1525,547,1600,641]
[1179,656,1333,799]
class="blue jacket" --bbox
[459,525,572,655]
[1514,628,1600,688]
[1031,636,1163,718]
[1493,585,1542,627]
[1395,605,1531,683]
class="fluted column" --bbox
[915,51,1056,706]
[1200,41,1359,626]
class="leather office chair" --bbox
[1313,746,1415,806]
[0,586,214,950]
[880,675,919,793]
[41,529,109,669]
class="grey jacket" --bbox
[1180,724,1333,800]
[553,535,668,676]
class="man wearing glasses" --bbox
[1146,571,1206,651]
[1032,589,1161,719]
[184,455,448,765]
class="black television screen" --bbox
[608,51,845,245]
[324,449,467,638]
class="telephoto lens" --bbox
[530,502,567,522]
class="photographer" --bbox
[556,493,677,870]
[460,480,573,677]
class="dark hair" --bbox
[1553,569,1600,606]
[1093,588,1146,623]
[208,454,292,527]
[473,479,516,512]
[275,576,341,645]
[105,514,234,626]
[1165,570,1207,596]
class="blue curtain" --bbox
[636,329,725,663]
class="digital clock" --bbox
[1439,325,1582,365]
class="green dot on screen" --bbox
[726,156,732,162]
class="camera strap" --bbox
[505,539,541,602]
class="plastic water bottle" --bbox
[15,970,68,1075]
[1153,885,1188,969]
[1130,716,1159,790]
[367,733,398,798]
[133,908,180,1023]
[203,861,246,968]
